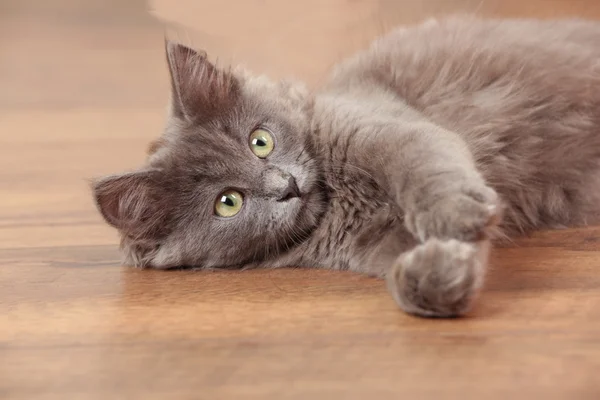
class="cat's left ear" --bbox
[92,169,171,240]
[165,40,240,121]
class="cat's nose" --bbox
[277,176,301,202]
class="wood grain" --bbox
[1,1,600,399]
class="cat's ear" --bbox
[92,169,170,239]
[165,41,240,121]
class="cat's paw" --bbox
[386,239,488,318]
[405,182,501,242]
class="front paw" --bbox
[405,182,501,242]
[386,239,488,318]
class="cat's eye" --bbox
[215,190,244,217]
[249,128,274,158]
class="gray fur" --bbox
[93,16,600,317]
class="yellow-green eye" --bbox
[249,128,274,158]
[215,190,243,217]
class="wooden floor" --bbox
[2,1,600,399]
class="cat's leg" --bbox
[353,118,503,241]
[382,125,497,316]
[349,117,502,315]
[396,137,502,242]
[386,238,490,317]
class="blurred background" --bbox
[2,1,600,398]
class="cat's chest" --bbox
[304,163,402,270]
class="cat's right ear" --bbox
[92,169,170,239]
[165,40,240,121]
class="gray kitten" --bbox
[93,16,600,318]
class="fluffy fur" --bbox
[93,16,600,317]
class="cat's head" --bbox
[92,42,326,269]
